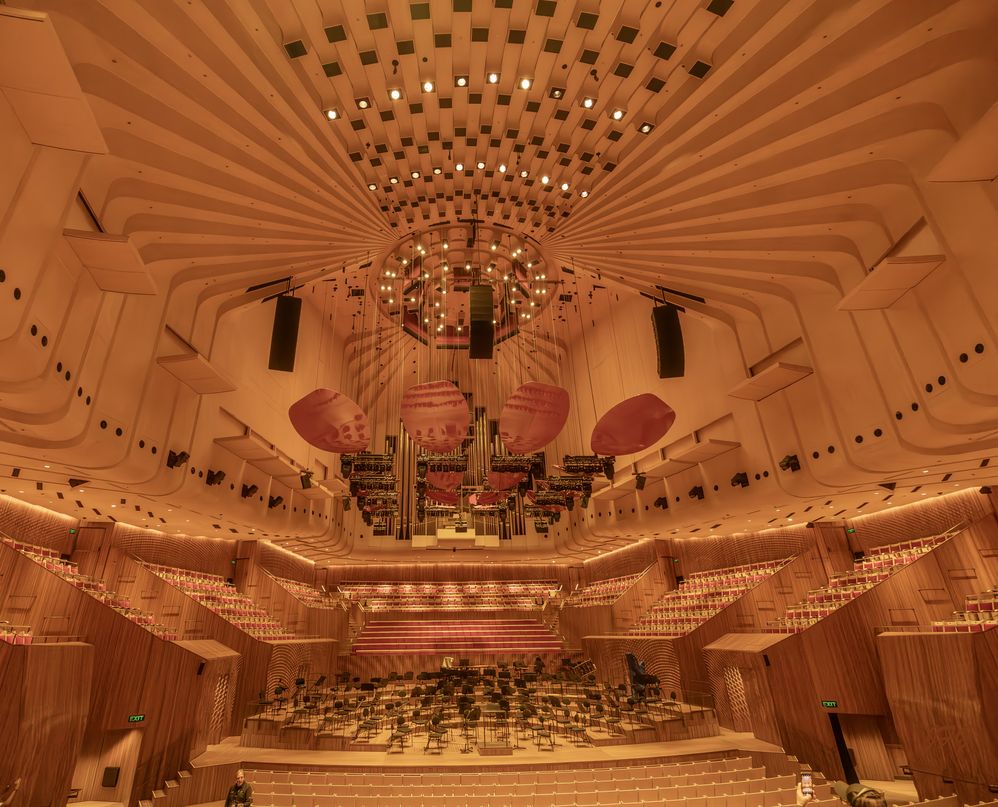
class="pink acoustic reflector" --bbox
[499,382,570,453]
[427,470,464,490]
[590,393,676,456]
[426,489,460,505]
[288,388,370,453]
[487,471,525,491]
[400,380,470,452]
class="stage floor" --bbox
[192,727,784,770]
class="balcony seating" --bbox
[2,536,177,640]
[629,559,790,636]
[272,575,342,609]
[143,563,292,640]
[352,618,563,655]
[0,622,32,644]
[929,587,998,632]
[339,580,558,611]
[564,572,644,607]
[767,534,950,634]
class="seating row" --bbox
[930,586,998,632]
[272,575,342,609]
[339,580,558,611]
[352,619,563,655]
[564,572,645,607]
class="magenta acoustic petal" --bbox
[400,381,470,453]
[487,471,525,491]
[590,393,676,456]
[427,470,464,490]
[499,382,570,453]
[288,388,370,453]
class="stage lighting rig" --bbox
[779,454,801,472]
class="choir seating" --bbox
[143,562,293,640]
[339,580,558,611]
[629,560,790,636]
[564,572,645,607]
[352,618,563,655]
[241,757,821,807]
[2,535,177,639]
[767,534,951,634]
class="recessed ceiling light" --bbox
[611,108,625,121]
[455,162,464,171]
[541,175,550,184]
[324,108,339,120]
[367,183,377,190]
[560,182,569,191]
[389,177,399,184]
[422,80,435,92]
[356,97,371,109]
[491,242,499,251]
[487,72,500,84]
[433,167,442,174]
[580,190,589,198]
[520,169,528,177]
[582,97,596,109]
[455,75,469,87]
[389,88,403,101]
[498,163,507,172]
[638,122,654,133]
[411,171,420,178]
[476,161,486,169]
[549,87,565,99]
[443,241,449,249]
[519,77,533,90]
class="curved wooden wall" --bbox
[666,527,812,576]
[581,540,664,584]
[0,494,77,555]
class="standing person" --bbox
[225,770,253,807]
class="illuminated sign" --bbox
[821,700,838,708]
[128,714,145,723]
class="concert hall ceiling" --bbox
[1,0,998,562]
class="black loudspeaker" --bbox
[652,305,685,378]
[268,295,303,372]
[468,284,494,359]
[101,767,120,788]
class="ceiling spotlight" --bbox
[205,469,226,486]
[541,175,550,184]
[549,87,565,99]
[520,169,528,178]
[367,183,377,191]
[442,241,449,249]
[166,450,190,469]
[498,163,507,173]
[455,162,464,171]
[611,108,625,121]
[455,75,469,87]
[324,108,339,121]
[241,483,258,498]
[422,80,435,92]
[688,485,705,500]
[730,472,750,488]
[779,454,801,472]
[580,190,589,198]
[389,176,399,184]
[491,242,499,251]
[639,122,655,134]
[582,97,596,109]
[411,170,420,179]
[356,97,371,109]
[487,72,500,84]
[476,161,486,170]
[389,88,403,101]
[268,495,284,509]
[519,77,533,90]
[560,182,569,191]
[433,167,442,174]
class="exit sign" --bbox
[69,529,77,534]
[821,700,838,708]
[846,528,856,534]
[128,714,145,723]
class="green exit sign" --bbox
[128,714,145,723]
[821,700,838,708]
[846,528,856,534]
[69,529,77,534]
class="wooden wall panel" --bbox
[702,634,783,747]
[581,539,664,583]
[111,522,236,578]
[846,489,993,552]
[0,493,77,554]
[838,714,896,780]
[581,635,683,697]
[879,629,998,805]
[559,604,616,648]
[0,642,93,807]
[265,639,339,694]
[255,539,316,584]
[324,562,572,587]
[667,527,811,575]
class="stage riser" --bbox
[337,651,576,679]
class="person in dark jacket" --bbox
[225,770,253,807]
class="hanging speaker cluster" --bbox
[268,295,302,372]
[652,304,685,378]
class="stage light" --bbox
[300,471,313,489]
[779,454,801,472]
[241,484,258,498]
[730,472,749,488]
[639,122,654,133]
[166,450,190,469]
[635,474,646,490]
[549,87,565,99]
[205,469,225,486]
[688,485,705,500]
[268,495,284,509]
